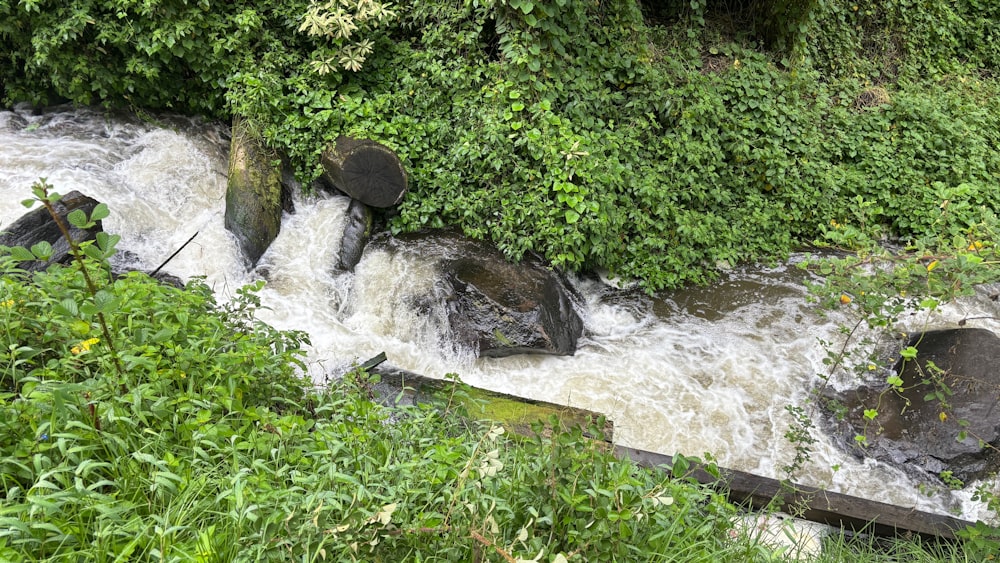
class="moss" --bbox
[224,117,283,265]
[375,369,612,439]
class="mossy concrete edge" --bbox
[369,363,613,441]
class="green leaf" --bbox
[565,210,580,224]
[9,246,35,262]
[90,203,110,222]
[54,298,79,317]
[96,232,120,254]
[30,241,52,260]
[67,208,89,229]
[93,290,120,313]
[863,409,878,421]
[84,245,105,261]
[152,328,176,343]
[900,346,918,360]
[670,453,690,478]
[21,199,37,208]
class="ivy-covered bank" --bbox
[2,1,999,291]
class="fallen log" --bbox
[320,136,408,208]
[615,445,976,541]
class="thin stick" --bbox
[150,231,199,276]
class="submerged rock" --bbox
[0,190,102,271]
[823,328,1000,484]
[372,231,584,358]
[0,110,28,132]
[336,199,372,272]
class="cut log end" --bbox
[321,137,408,208]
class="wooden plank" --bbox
[615,445,976,540]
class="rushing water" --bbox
[2,105,998,522]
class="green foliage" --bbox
[0,272,737,561]
[804,0,1000,81]
[782,404,817,481]
[298,0,398,73]
[4,0,1000,293]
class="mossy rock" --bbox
[224,117,285,267]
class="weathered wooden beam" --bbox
[615,445,976,541]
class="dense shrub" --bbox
[2,1,998,292]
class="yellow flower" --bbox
[733,59,741,69]
[0,299,13,308]
[968,241,983,251]
[926,260,939,272]
[939,412,948,423]
[71,337,100,355]
[839,294,853,305]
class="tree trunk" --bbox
[320,136,408,208]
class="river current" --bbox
[2,105,997,522]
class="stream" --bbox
[2,105,997,523]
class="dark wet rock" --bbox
[224,117,290,267]
[141,270,185,289]
[373,231,584,358]
[823,328,1000,485]
[336,199,372,272]
[110,250,185,288]
[0,191,102,272]
[0,111,29,131]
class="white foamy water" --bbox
[2,105,997,522]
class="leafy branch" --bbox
[22,179,124,377]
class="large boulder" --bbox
[224,117,290,267]
[0,190,102,271]
[823,328,1000,484]
[372,231,584,358]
